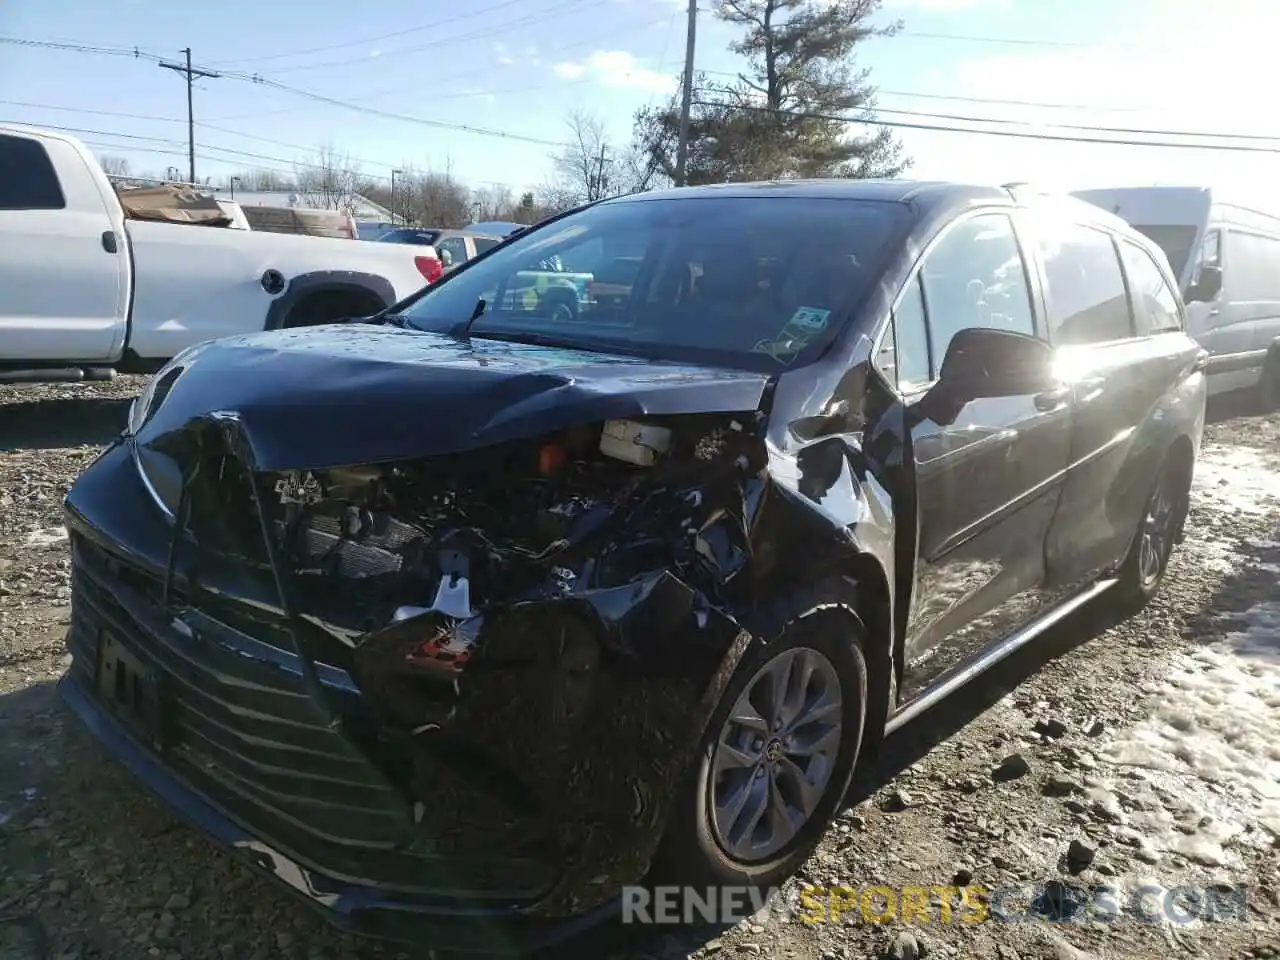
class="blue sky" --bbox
[3,0,1278,202]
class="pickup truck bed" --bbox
[0,124,442,382]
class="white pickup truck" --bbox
[0,125,444,384]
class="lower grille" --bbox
[67,535,552,903]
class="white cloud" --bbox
[493,41,515,66]
[551,49,677,93]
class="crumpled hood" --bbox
[134,325,771,470]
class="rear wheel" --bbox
[652,613,868,891]
[1259,340,1280,413]
[1114,453,1189,609]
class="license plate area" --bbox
[98,631,169,749]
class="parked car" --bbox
[0,125,444,383]
[60,180,1205,951]
[1073,186,1280,405]
[373,227,502,268]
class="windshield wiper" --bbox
[459,298,487,341]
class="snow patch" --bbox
[1191,446,1280,517]
[1103,602,1280,860]
[23,526,68,548]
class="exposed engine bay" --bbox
[264,414,766,639]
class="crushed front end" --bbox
[60,358,772,948]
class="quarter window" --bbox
[0,134,66,211]
[1120,242,1182,334]
[919,213,1035,364]
[878,273,931,390]
[437,236,469,266]
[1039,222,1132,345]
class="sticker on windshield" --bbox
[751,307,832,364]
[788,307,831,332]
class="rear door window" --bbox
[1039,222,1133,345]
[0,134,67,210]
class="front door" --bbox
[0,132,127,362]
[876,211,1073,701]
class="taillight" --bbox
[415,256,443,284]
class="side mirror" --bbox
[1186,265,1221,304]
[913,327,1055,426]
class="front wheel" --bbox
[651,614,868,891]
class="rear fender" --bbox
[263,271,396,330]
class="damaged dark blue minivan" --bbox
[60,180,1207,951]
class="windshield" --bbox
[1131,224,1198,282]
[376,228,441,245]
[397,195,911,371]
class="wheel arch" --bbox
[264,271,396,330]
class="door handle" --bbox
[101,230,118,253]
[1033,385,1072,411]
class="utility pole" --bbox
[159,49,220,184]
[674,0,697,187]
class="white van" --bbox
[1072,186,1280,401]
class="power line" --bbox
[690,100,1280,154]
[0,35,164,61]
[0,99,183,124]
[894,29,1181,52]
[226,75,571,147]
[204,14,663,121]
[206,0,530,65]
[250,0,606,75]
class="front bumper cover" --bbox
[58,671,617,953]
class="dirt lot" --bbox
[1,378,1278,960]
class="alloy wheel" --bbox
[1138,473,1176,586]
[708,647,844,863]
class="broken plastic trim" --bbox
[161,454,198,614]
[247,467,339,729]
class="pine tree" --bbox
[635,0,907,184]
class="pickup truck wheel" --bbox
[541,289,579,324]
[651,613,867,893]
[1114,451,1190,610]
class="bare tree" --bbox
[230,168,296,191]
[98,155,132,178]
[544,111,638,212]
[294,144,370,214]
[471,183,517,222]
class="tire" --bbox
[1259,341,1280,413]
[650,611,868,893]
[1113,451,1190,610]
[542,288,579,324]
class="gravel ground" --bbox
[1,377,1278,960]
